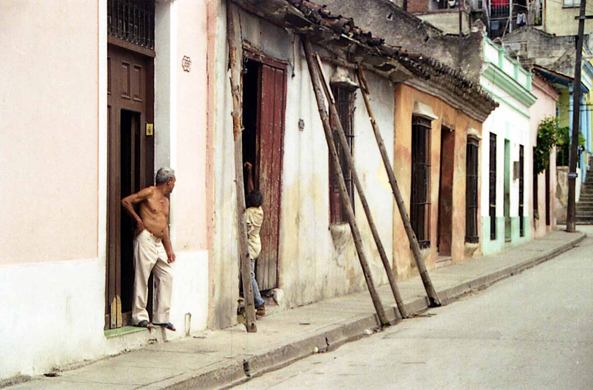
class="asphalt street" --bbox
[234,227,593,390]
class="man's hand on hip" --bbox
[167,251,176,264]
[135,221,146,236]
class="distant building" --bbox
[503,27,593,221]
[480,37,537,253]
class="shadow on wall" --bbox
[555,166,581,223]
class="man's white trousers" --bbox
[132,229,173,324]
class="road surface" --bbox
[234,228,593,389]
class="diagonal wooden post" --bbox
[302,37,389,326]
[313,54,407,319]
[357,66,441,307]
[227,0,257,332]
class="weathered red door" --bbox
[254,56,287,291]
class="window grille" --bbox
[411,116,432,249]
[466,138,480,243]
[329,86,355,224]
[489,133,497,240]
[533,146,538,221]
[519,145,525,237]
[108,0,155,50]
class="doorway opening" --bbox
[119,110,142,321]
[241,53,287,293]
[504,139,511,242]
[437,125,454,263]
[243,59,259,192]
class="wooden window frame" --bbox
[489,133,497,240]
[329,85,356,225]
[411,116,432,249]
[533,146,538,224]
[466,137,480,243]
[519,144,525,237]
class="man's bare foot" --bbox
[155,322,176,331]
[135,320,155,330]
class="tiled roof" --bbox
[285,0,498,108]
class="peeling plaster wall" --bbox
[393,84,483,280]
[210,6,398,327]
[209,1,240,330]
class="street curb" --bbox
[437,232,587,306]
[187,232,584,390]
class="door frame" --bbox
[106,39,155,329]
[437,125,455,258]
[243,47,287,291]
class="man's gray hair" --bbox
[156,167,175,185]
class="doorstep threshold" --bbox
[105,326,146,339]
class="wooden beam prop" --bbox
[302,37,390,326]
[313,54,408,319]
[227,0,257,332]
[357,66,441,307]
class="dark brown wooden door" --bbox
[255,58,286,291]
[106,43,154,329]
[437,126,454,256]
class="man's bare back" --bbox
[122,177,176,263]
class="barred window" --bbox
[533,146,538,222]
[411,116,432,248]
[489,133,497,240]
[519,145,525,237]
[466,138,480,243]
[108,0,155,50]
[329,86,355,224]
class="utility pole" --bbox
[458,0,463,67]
[567,0,588,232]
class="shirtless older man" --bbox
[121,167,177,331]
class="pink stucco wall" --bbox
[173,0,210,252]
[530,75,559,237]
[0,1,99,265]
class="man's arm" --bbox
[121,187,153,234]
[163,223,176,263]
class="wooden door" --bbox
[437,126,454,256]
[254,56,287,291]
[106,44,154,329]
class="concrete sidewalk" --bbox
[10,229,586,390]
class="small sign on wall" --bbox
[182,56,192,72]
[146,123,154,137]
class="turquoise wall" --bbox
[482,216,531,255]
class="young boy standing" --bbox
[244,162,266,317]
